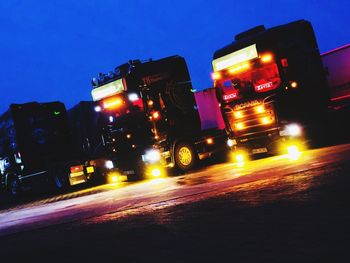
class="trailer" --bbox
[321,44,350,143]
[90,55,228,178]
[0,102,94,196]
[322,44,350,109]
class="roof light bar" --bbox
[212,44,258,71]
[91,78,125,101]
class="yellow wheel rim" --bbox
[178,146,192,166]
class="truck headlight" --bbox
[285,124,302,137]
[142,149,161,163]
[105,160,114,169]
[227,139,237,147]
[280,123,302,137]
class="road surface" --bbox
[1,144,350,262]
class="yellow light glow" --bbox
[236,122,244,130]
[235,154,244,163]
[206,138,214,145]
[145,165,166,179]
[261,53,273,63]
[126,134,132,139]
[228,63,250,74]
[147,100,154,106]
[291,81,298,88]
[111,175,119,182]
[230,150,249,166]
[261,117,270,124]
[103,97,123,109]
[86,166,95,174]
[234,111,243,118]
[152,111,160,119]
[278,140,306,158]
[287,145,301,160]
[211,72,222,80]
[255,105,265,114]
[151,168,161,177]
[107,172,128,184]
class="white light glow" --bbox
[285,124,302,137]
[142,149,161,163]
[212,44,258,71]
[105,160,114,169]
[128,93,139,102]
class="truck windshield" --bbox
[217,57,281,103]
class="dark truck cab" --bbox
[0,102,94,196]
[91,55,227,178]
[211,20,329,159]
[67,101,116,183]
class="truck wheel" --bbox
[174,142,197,172]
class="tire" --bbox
[174,142,197,172]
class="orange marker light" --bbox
[261,53,273,63]
[291,81,298,88]
[211,72,221,80]
[206,138,214,145]
[255,105,265,114]
[261,117,270,124]
[234,111,243,118]
[152,111,160,120]
[236,123,244,130]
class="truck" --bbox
[67,101,117,183]
[211,19,330,160]
[90,55,228,179]
[0,102,95,196]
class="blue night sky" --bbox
[0,0,349,113]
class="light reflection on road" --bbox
[0,143,350,235]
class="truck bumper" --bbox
[230,130,305,156]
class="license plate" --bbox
[86,166,95,174]
[252,147,268,154]
[123,170,135,175]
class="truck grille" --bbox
[226,101,276,136]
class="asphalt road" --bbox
[1,143,350,262]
